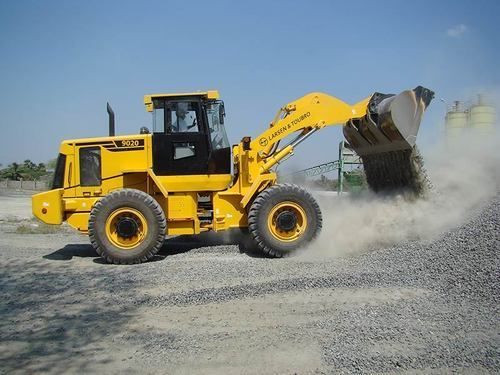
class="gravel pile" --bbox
[315,194,500,372]
[0,194,498,373]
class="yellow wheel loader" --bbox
[32,87,434,264]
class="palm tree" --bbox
[23,159,35,170]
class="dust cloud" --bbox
[304,130,500,258]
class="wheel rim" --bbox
[105,207,148,250]
[267,201,307,242]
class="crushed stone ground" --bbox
[0,192,498,374]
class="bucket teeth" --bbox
[359,113,392,145]
[343,119,371,149]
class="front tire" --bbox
[88,189,166,264]
[248,184,322,257]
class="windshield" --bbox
[205,101,230,150]
[152,100,201,133]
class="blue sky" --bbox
[0,0,499,169]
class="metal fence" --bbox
[0,180,48,191]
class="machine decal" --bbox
[74,141,114,147]
[74,140,144,152]
[104,139,145,152]
[115,139,145,148]
[267,112,311,142]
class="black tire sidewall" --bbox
[89,190,164,263]
[251,185,321,255]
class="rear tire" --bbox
[88,189,166,264]
[248,184,322,257]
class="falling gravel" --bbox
[361,146,430,196]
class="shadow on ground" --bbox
[43,229,265,264]
[0,259,141,373]
[43,244,98,261]
[159,230,265,258]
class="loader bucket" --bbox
[343,86,434,195]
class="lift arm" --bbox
[232,86,433,203]
[248,92,371,173]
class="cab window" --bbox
[152,100,200,133]
[80,147,101,186]
[169,102,199,133]
[52,153,66,189]
[206,101,230,150]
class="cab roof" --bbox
[143,90,219,112]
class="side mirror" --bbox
[219,102,225,125]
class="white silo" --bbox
[469,95,496,134]
[445,101,468,139]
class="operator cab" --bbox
[144,91,231,176]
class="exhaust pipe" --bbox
[107,102,115,137]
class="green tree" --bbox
[0,160,50,181]
[23,159,36,170]
[1,162,23,180]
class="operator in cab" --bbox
[172,102,197,132]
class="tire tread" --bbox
[248,183,322,258]
[88,189,166,265]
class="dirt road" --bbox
[0,191,498,374]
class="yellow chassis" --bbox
[33,91,371,236]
